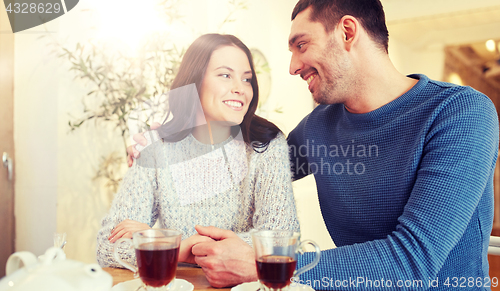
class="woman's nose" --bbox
[231,79,244,94]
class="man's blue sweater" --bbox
[288,74,499,290]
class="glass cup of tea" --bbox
[251,230,321,291]
[113,229,182,290]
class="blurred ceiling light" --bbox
[92,0,168,51]
[448,73,463,86]
[485,39,496,53]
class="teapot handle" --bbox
[6,251,37,276]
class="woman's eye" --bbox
[243,78,252,83]
[220,74,230,78]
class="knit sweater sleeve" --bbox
[296,90,499,290]
[237,133,300,244]
[96,160,159,268]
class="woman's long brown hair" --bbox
[158,33,280,152]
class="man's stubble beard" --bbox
[313,38,351,105]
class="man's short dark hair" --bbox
[292,0,389,53]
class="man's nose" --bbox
[289,53,303,75]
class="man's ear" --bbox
[338,15,359,51]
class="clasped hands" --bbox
[109,222,257,287]
[180,225,258,287]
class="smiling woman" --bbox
[96,34,300,273]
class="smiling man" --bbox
[285,0,499,290]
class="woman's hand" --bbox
[179,234,215,264]
[108,219,151,243]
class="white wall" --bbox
[14,21,59,256]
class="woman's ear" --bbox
[338,15,359,51]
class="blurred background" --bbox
[1,0,500,277]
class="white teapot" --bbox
[0,247,112,291]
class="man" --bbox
[284,1,498,290]
[129,0,499,289]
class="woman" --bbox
[96,34,299,268]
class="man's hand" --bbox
[127,122,161,167]
[192,225,257,288]
[179,234,215,265]
[108,219,151,243]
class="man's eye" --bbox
[298,43,305,50]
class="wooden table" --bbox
[103,265,230,290]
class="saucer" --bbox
[111,278,194,291]
[231,281,314,291]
